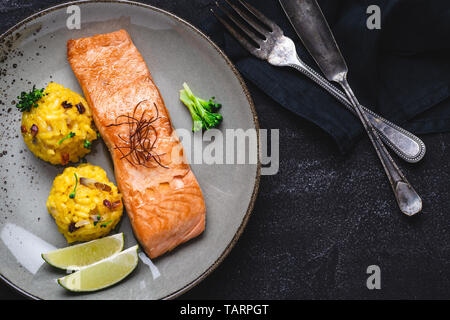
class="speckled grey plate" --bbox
[0,1,260,300]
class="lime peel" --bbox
[42,233,124,271]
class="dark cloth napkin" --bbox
[201,0,450,153]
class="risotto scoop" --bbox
[47,164,123,243]
[21,83,97,165]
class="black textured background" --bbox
[1,0,450,300]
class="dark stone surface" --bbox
[1,0,450,300]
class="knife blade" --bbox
[279,0,348,82]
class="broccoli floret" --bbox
[180,83,223,132]
[197,96,222,113]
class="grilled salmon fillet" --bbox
[67,29,206,258]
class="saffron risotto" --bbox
[47,164,123,243]
[21,83,97,165]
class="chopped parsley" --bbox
[69,173,78,199]
[58,132,75,145]
[16,86,46,112]
[84,140,92,149]
[100,220,112,228]
[93,215,101,226]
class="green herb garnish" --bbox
[83,140,92,149]
[58,132,75,145]
[205,96,222,112]
[16,86,46,112]
[93,215,101,226]
[100,220,112,228]
[179,83,223,132]
[69,173,78,199]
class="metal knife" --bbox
[279,0,422,216]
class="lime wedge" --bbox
[57,245,139,292]
[42,233,124,271]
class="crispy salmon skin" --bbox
[67,29,206,258]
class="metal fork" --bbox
[211,0,426,164]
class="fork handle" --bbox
[338,77,422,216]
[288,60,426,163]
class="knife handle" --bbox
[288,60,426,163]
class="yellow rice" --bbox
[21,83,97,165]
[47,164,123,243]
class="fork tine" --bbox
[215,2,263,47]
[237,0,281,32]
[223,0,269,37]
[211,8,261,57]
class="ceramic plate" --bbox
[0,1,260,299]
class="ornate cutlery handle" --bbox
[288,60,425,163]
[339,77,422,216]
